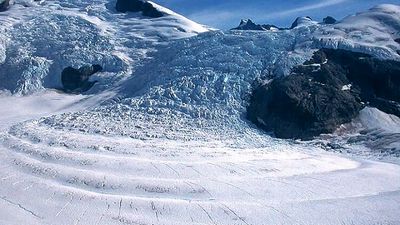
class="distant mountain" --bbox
[232,15,338,31]
[289,16,317,29]
[232,19,281,31]
[322,16,337,24]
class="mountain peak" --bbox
[239,19,254,26]
[232,19,280,31]
[290,16,317,29]
[322,16,337,24]
[234,19,266,30]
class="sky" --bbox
[153,0,400,29]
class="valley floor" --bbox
[0,92,399,225]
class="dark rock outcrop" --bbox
[248,48,400,140]
[116,0,142,12]
[248,68,363,140]
[61,64,102,93]
[116,0,164,18]
[0,0,10,12]
[323,16,337,24]
[141,1,163,18]
[232,19,281,31]
[395,38,400,44]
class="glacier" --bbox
[0,0,209,94]
[0,1,400,225]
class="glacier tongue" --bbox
[86,3,399,143]
[119,30,310,117]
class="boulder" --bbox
[323,16,337,24]
[248,48,400,140]
[61,64,102,93]
[116,0,163,18]
[0,0,10,12]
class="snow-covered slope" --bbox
[0,0,209,95]
[319,107,400,161]
[0,2,400,225]
[313,4,400,59]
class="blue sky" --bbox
[153,0,400,29]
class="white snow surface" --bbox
[0,1,400,225]
[313,4,400,59]
[358,107,400,133]
[0,0,210,95]
[1,93,400,225]
[322,107,400,161]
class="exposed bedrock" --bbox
[115,0,164,18]
[61,64,102,93]
[248,48,400,140]
[0,0,10,12]
[323,16,337,24]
